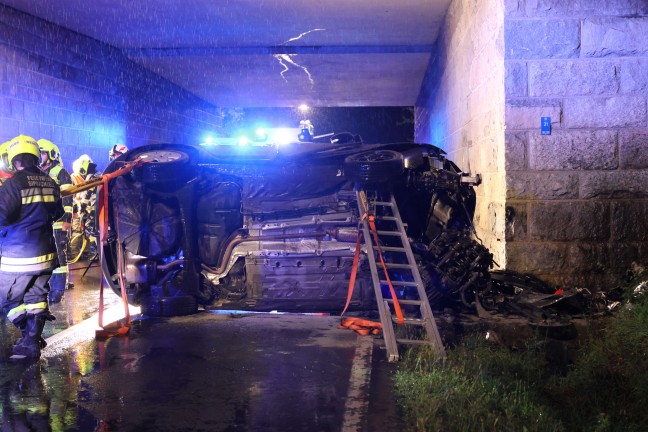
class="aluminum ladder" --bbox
[356,189,446,361]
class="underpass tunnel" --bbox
[0,0,647,292]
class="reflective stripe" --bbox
[21,187,55,197]
[64,206,74,213]
[21,186,57,204]
[7,304,26,320]
[25,302,48,312]
[22,195,56,204]
[60,183,73,191]
[1,253,57,265]
[52,265,69,274]
[0,261,56,272]
[0,253,57,272]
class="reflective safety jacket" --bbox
[0,166,64,272]
[43,163,73,228]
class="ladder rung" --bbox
[384,263,413,269]
[393,317,426,325]
[385,299,423,306]
[373,246,406,252]
[373,201,393,206]
[376,216,397,221]
[375,230,402,236]
[396,339,431,346]
[380,280,418,287]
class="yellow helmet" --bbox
[7,135,40,166]
[73,154,93,176]
[37,138,60,162]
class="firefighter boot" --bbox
[48,273,66,304]
[11,315,28,349]
[14,312,53,350]
[10,314,48,360]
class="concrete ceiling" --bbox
[1,0,451,107]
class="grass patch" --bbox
[394,272,648,431]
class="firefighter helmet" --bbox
[109,143,128,161]
[37,138,61,162]
[73,154,93,176]
[7,135,41,166]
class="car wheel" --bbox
[126,144,196,185]
[140,295,198,317]
[344,150,404,183]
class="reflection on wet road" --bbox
[1,263,400,431]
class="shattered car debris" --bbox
[99,132,603,328]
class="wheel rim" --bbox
[135,150,186,163]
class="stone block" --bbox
[619,130,648,169]
[564,242,643,282]
[505,203,527,241]
[611,201,648,241]
[505,61,527,97]
[0,117,19,134]
[3,97,19,120]
[528,202,610,241]
[529,60,619,97]
[505,99,561,130]
[519,0,648,18]
[557,270,624,291]
[618,59,648,94]
[564,97,646,128]
[605,243,642,272]
[505,19,580,59]
[580,171,648,199]
[505,0,522,17]
[583,18,648,57]
[567,243,608,273]
[507,171,579,200]
[505,131,527,170]
[506,242,568,273]
[529,130,618,170]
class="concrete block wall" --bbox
[415,0,507,265]
[0,5,222,172]
[504,0,648,288]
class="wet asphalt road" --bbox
[0,262,402,431]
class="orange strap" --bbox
[96,159,143,339]
[340,317,381,336]
[368,215,405,325]
[340,210,405,335]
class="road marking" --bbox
[341,335,374,432]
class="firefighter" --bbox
[0,140,13,185]
[69,155,101,260]
[37,138,74,302]
[0,135,63,360]
[109,143,128,162]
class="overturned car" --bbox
[100,135,489,318]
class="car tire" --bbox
[140,295,198,317]
[126,144,196,185]
[344,150,404,183]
